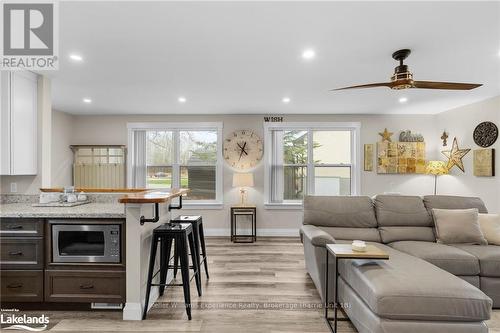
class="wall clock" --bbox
[223,130,263,169]
[473,121,498,148]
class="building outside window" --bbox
[264,122,360,207]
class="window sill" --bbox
[264,202,303,210]
[181,202,224,210]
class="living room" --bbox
[0,1,499,332]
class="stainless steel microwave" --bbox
[51,223,121,263]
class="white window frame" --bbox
[127,122,224,209]
[264,122,361,209]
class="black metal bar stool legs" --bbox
[172,216,209,280]
[143,223,202,320]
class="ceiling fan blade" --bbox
[412,81,482,90]
[331,82,394,91]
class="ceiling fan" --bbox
[332,49,482,91]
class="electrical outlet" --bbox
[10,182,17,193]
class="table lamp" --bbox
[232,173,254,205]
[425,161,449,195]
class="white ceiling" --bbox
[50,1,500,115]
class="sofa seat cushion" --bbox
[389,241,480,276]
[338,244,492,321]
[452,245,500,277]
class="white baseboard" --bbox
[204,228,299,237]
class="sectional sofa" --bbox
[300,195,498,333]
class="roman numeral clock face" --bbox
[223,130,263,170]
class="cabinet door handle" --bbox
[8,251,23,256]
[7,283,23,289]
[80,284,94,289]
[6,225,23,230]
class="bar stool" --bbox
[143,223,202,320]
[172,215,209,280]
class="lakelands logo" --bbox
[1,312,49,331]
[1,1,59,70]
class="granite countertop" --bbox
[0,202,125,219]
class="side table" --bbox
[325,244,389,333]
[230,205,256,243]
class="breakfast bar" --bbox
[118,188,188,320]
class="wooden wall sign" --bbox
[364,144,374,171]
[264,116,284,122]
[473,149,495,177]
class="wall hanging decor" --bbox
[473,149,495,177]
[378,128,393,142]
[441,131,448,146]
[441,137,471,173]
[377,141,426,174]
[473,121,498,148]
[364,144,374,171]
[399,130,424,142]
[223,129,263,170]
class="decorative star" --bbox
[378,128,393,142]
[441,137,471,172]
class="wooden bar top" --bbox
[118,188,189,204]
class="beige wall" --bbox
[65,113,442,234]
[51,110,74,187]
[5,94,497,233]
[435,96,500,213]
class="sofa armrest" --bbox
[300,225,336,247]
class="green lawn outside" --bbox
[147,178,189,187]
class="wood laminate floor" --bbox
[4,237,500,333]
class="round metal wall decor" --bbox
[473,121,498,148]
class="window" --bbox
[70,145,126,188]
[264,122,360,206]
[128,123,223,206]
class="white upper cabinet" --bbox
[0,71,38,175]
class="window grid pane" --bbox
[272,127,354,202]
[143,128,220,202]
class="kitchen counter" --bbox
[0,202,125,219]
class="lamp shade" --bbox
[233,173,254,187]
[425,161,449,176]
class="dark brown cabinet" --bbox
[45,270,125,303]
[1,270,44,302]
[0,218,126,305]
[0,218,44,237]
[1,237,44,269]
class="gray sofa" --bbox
[301,195,498,333]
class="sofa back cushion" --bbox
[303,196,377,227]
[423,195,488,223]
[374,195,435,243]
[303,196,380,242]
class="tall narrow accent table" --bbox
[325,244,389,333]
[230,205,256,243]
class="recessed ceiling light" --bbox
[83,98,92,103]
[69,54,83,61]
[282,97,291,104]
[399,97,408,103]
[301,49,316,60]
[178,96,187,103]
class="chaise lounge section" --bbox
[301,195,496,333]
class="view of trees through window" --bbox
[146,130,218,200]
[281,130,352,200]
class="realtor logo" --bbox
[1,1,59,70]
